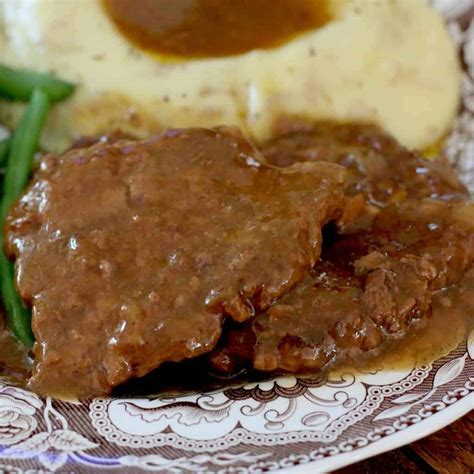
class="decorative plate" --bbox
[1,2,473,473]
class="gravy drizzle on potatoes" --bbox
[0,0,460,153]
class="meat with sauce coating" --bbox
[211,200,474,373]
[209,123,473,375]
[5,127,345,397]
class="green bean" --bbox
[0,255,34,347]
[2,89,50,214]
[0,88,50,347]
[0,137,10,168]
[0,63,75,102]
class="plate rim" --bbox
[283,393,473,473]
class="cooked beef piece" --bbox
[5,127,345,397]
[209,123,473,375]
[263,122,468,205]
[210,200,474,373]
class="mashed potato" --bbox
[0,0,460,152]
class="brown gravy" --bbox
[350,269,474,375]
[102,0,332,58]
[117,271,474,398]
[0,328,31,387]
[1,270,472,397]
